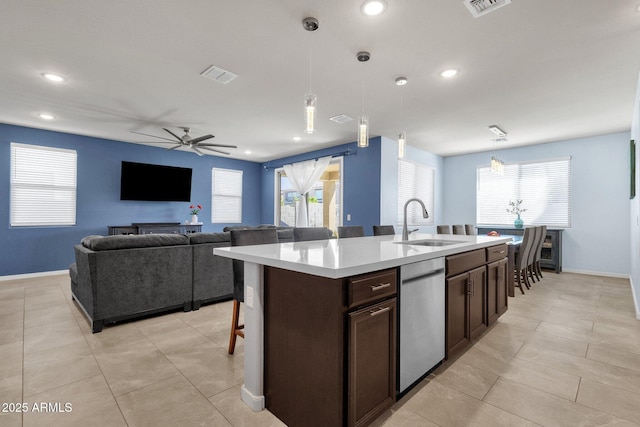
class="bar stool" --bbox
[337,225,365,238]
[373,225,395,236]
[437,225,451,234]
[293,227,333,242]
[464,224,477,235]
[452,224,466,235]
[228,228,278,355]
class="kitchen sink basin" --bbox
[395,239,461,247]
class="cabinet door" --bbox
[348,298,396,427]
[486,258,508,326]
[468,266,487,340]
[446,272,469,359]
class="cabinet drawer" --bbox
[486,244,508,263]
[348,269,397,309]
[446,249,486,278]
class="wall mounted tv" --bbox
[120,161,192,202]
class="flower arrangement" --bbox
[190,204,202,215]
[506,200,526,216]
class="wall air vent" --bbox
[329,114,353,124]
[463,0,511,18]
[200,65,238,84]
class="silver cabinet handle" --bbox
[370,306,391,316]
[370,283,391,292]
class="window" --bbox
[397,159,435,226]
[211,168,243,223]
[476,157,571,227]
[10,143,77,227]
[274,158,342,232]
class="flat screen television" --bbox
[120,161,192,202]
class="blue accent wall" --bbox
[443,132,631,276]
[260,137,382,235]
[0,123,261,276]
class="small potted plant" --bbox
[507,200,526,229]
[189,204,202,224]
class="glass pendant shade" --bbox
[398,131,406,158]
[491,156,505,175]
[357,115,369,147]
[304,93,316,134]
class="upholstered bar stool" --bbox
[228,228,278,355]
[337,225,365,238]
[436,225,451,234]
[464,224,477,235]
[373,225,395,236]
[293,226,333,242]
[452,224,466,235]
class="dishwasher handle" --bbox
[402,268,444,285]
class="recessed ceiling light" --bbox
[440,69,459,78]
[244,150,252,155]
[395,77,408,86]
[38,113,55,120]
[42,73,66,82]
[293,136,302,142]
[361,0,387,16]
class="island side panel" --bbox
[264,266,348,427]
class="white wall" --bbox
[379,137,444,233]
[443,132,631,277]
[630,72,640,319]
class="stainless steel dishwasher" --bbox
[399,257,445,394]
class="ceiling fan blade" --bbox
[166,145,183,151]
[189,134,215,144]
[191,146,205,156]
[131,131,178,143]
[197,143,238,148]
[163,128,184,143]
[199,146,231,155]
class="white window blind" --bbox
[397,159,435,226]
[476,157,571,227]
[10,143,77,227]
[212,168,243,223]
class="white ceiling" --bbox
[1,0,640,162]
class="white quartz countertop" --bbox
[214,233,512,279]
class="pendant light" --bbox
[395,76,408,158]
[303,17,319,134]
[357,51,370,148]
[489,125,507,175]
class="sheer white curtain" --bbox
[283,156,332,226]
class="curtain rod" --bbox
[262,148,356,170]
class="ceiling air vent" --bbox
[463,0,511,18]
[200,65,238,84]
[329,114,353,124]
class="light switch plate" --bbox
[246,286,254,308]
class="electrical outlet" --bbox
[246,286,254,308]
[347,214,351,221]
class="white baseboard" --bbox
[0,269,68,282]
[561,268,630,279]
[630,276,640,320]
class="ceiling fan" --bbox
[132,127,237,156]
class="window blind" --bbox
[476,157,571,227]
[397,159,435,226]
[10,143,77,227]
[211,168,243,223]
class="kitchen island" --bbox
[214,233,511,427]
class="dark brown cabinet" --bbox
[264,266,397,427]
[348,298,396,427]
[446,266,486,358]
[487,258,508,325]
[486,244,508,326]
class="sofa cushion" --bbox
[82,234,189,251]
[223,224,276,232]
[277,228,294,242]
[189,232,231,245]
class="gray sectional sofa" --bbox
[70,225,295,332]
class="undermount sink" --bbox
[395,239,461,247]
